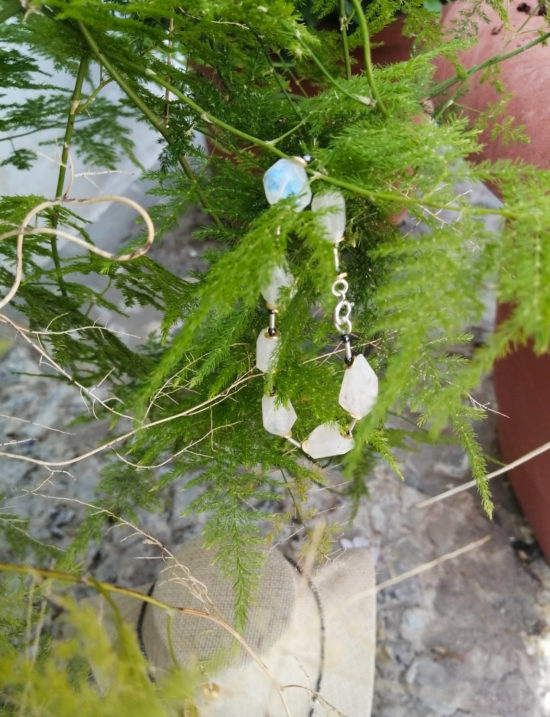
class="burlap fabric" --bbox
[93,539,376,716]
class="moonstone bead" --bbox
[261,264,294,308]
[338,354,378,419]
[256,329,279,373]
[301,422,354,459]
[311,191,346,243]
[262,394,297,436]
[263,158,311,211]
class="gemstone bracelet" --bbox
[256,156,378,460]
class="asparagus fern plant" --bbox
[1,0,550,709]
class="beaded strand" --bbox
[256,156,378,460]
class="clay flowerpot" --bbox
[436,1,550,168]
[493,303,550,562]
[437,2,550,560]
[373,3,550,560]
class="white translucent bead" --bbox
[338,354,378,419]
[256,329,279,373]
[301,422,354,459]
[261,264,294,308]
[311,190,346,243]
[262,394,297,436]
[263,158,312,211]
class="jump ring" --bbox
[334,299,353,334]
[331,278,349,298]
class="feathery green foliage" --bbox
[1,0,550,708]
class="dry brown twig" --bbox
[112,419,241,470]
[0,363,260,470]
[417,439,550,508]
[0,313,135,422]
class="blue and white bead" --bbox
[263,157,311,211]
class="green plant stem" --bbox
[349,0,387,116]
[252,32,303,120]
[312,170,513,218]
[339,0,352,81]
[145,69,288,158]
[146,70,514,218]
[270,117,309,146]
[49,53,89,297]
[276,51,309,97]
[77,21,223,230]
[0,559,291,709]
[296,37,371,108]
[78,75,111,114]
[55,55,88,201]
[73,31,516,221]
[0,561,209,620]
[428,29,550,99]
[281,470,313,541]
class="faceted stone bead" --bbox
[256,329,279,373]
[263,158,311,211]
[261,264,294,308]
[311,190,346,243]
[338,353,378,419]
[262,394,297,436]
[301,422,354,460]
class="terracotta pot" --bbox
[373,5,550,559]
[436,1,550,169]
[493,304,550,562]
[437,3,550,560]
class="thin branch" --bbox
[27,494,216,610]
[339,0,352,81]
[428,29,550,99]
[48,53,89,298]
[0,368,260,469]
[295,36,373,108]
[375,535,491,592]
[0,413,74,436]
[349,0,387,115]
[76,21,223,230]
[417,438,550,509]
[55,54,88,203]
[145,68,288,159]
[112,420,241,470]
[144,353,207,420]
[143,67,514,219]
[163,17,174,127]
[343,535,491,609]
[0,314,135,422]
[267,118,308,147]
[18,322,141,340]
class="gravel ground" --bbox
[1,188,550,716]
